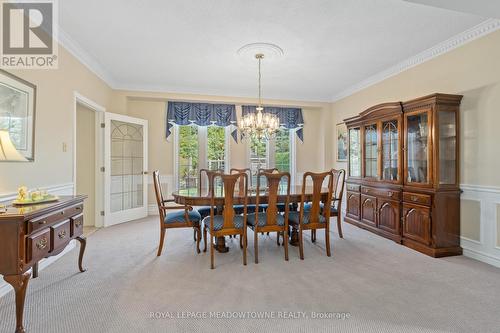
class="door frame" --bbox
[103,112,149,227]
[72,91,106,228]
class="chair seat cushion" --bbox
[197,206,216,218]
[303,202,338,214]
[247,212,285,228]
[165,209,201,224]
[202,215,245,232]
[233,204,257,214]
[288,211,326,225]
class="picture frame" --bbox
[336,122,347,162]
[0,69,36,161]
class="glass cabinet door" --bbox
[349,127,361,177]
[382,120,399,181]
[405,112,430,184]
[364,124,378,178]
[438,111,457,185]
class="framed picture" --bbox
[0,70,36,161]
[336,122,347,162]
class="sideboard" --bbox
[0,195,87,333]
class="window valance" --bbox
[166,102,238,142]
[242,105,304,141]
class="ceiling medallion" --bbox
[237,42,284,61]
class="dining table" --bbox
[172,185,331,253]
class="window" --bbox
[247,129,295,186]
[177,125,199,194]
[175,125,229,193]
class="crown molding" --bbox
[331,18,500,102]
[56,25,117,88]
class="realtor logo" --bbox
[1,0,58,68]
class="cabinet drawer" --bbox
[71,213,84,238]
[29,204,83,233]
[346,184,360,192]
[403,192,431,206]
[361,186,400,200]
[51,220,71,251]
[27,228,50,263]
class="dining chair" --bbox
[288,170,334,259]
[248,171,290,263]
[153,170,202,256]
[202,172,248,269]
[230,168,258,214]
[197,168,223,218]
[306,169,346,240]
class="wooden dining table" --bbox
[172,185,331,252]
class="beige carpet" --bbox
[1,216,499,333]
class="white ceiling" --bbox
[59,0,489,102]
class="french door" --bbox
[104,113,148,226]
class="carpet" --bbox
[1,216,499,333]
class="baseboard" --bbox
[462,248,500,268]
[0,241,76,298]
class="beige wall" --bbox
[497,204,500,247]
[125,95,330,204]
[0,46,113,195]
[75,104,96,226]
[329,30,500,188]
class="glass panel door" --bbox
[382,120,399,181]
[364,124,378,178]
[104,113,148,226]
[438,111,457,185]
[405,112,430,184]
[348,128,361,177]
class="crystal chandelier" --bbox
[239,53,280,140]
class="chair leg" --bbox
[267,232,270,236]
[299,228,304,260]
[284,230,289,261]
[325,228,331,257]
[210,236,215,269]
[157,228,166,257]
[254,229,259,264]
[277,232,280,246]
[243,231,247,266]
[240,234,243,249]
[337,215,344,239]
[203,227,207,252]
[311,230,315,243]
[193,229,196,242]
[195,226,201,254]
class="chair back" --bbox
[199,168,223,193]
[256,171,290,226]
[211,172,249,230]
[300,170,334,224]
[332,169,346,211]
[153,170,165,220]
[257,168,278,188]
[230,168,251,193]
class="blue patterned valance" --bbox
[242,105,304,141]
[166,102,238,141]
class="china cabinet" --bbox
[344,94,462,257]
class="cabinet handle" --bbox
[75,219,82,228]
[387,191,393,197]
[39,220,47,225]
[36,238,48,250]
[60,211,65,215]
[58,230,66,239]
[411,196,418,202]
[75,206,81,210]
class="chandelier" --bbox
[238,53,280,140]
